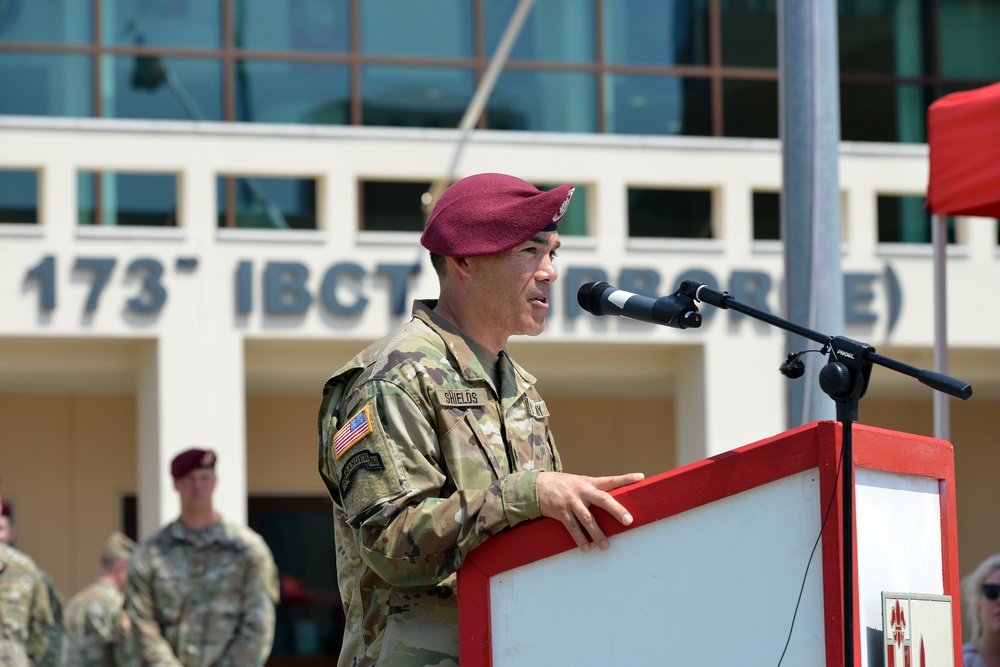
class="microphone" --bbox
[779,352,807,379]
[577,282,702,329]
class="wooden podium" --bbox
[458,421,961,666]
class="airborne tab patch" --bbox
[334,405,373,459]
[437,388,488,407]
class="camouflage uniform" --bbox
[0,541,55,666]
[38,569,66,667]
[65,577,127,667]
[318,300,562,667]
[122,518,280,667]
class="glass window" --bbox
[938,0,1000,79]
[604,0,709,66]
[840,83,929,143]
[838,0,926,76]
[721,0,777,68]
[605,74,711,136]
[0,0,91,43]
[236,60,350,124]
[362,180,428,232]
[0,170,38,223]
[217,176,317,229]
[752,191,781,241]
[485,0,595,63]
[487,70,597,133]
[362,65,474,128]
[78,172,177,226]
[877,195,954,244]
[235,0,349,52]
[102,0,221,48]
[723,79,778,139]
[628,187,713,238]
[0,53,92,116]
[360,0,472,57]
[102,55,222,121]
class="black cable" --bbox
[776,430,845,666]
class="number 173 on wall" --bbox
[23,255,189,315]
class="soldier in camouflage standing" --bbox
[121,448,280,667]
[0,496,65,666]
[64,531,136,666]
[318,172,645,666]
[0,487,55,666]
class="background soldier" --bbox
[121,447,280,666]
[64,531,137,666]
[1,496,66,667]
[0,488,55,666]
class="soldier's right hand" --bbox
[535,471,644,553]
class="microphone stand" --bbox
[677,280,972,667]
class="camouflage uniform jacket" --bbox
[64,577,125,667]
[318,300,562,667]
[0,542,55,666]
[122,518,280,667]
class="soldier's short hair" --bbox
[101,531,137,569]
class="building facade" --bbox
[2,1,999,660]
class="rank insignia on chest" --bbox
[334,405,373,459]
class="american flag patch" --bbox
[334,406,373,459]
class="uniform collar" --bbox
[413,299,489,385]
[168,517,228,547]
[411,299,538,395]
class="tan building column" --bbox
[675,336,788,466]
[137,332,246,538]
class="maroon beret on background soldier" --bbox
[420,172,574,257]
[170,448,217,479]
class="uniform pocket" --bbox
[437,405,506,483]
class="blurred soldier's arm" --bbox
[35,571,65,667]
[216,537,279,667]
[26,564,55,663]
[111,611,139,667]
[122,550,184,667]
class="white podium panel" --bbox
[857,469,945,667]
[488,470,825,666]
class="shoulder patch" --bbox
[334,405,373,459]
[340,450,386,496]
[437,388,489,407]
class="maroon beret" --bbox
[1,499,9,517]
[170,448,217,479]
[421,173,575,257]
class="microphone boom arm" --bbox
[678,280,972,401]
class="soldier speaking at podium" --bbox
[318,173,643,666]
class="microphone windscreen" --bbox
[577,281,612,316]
